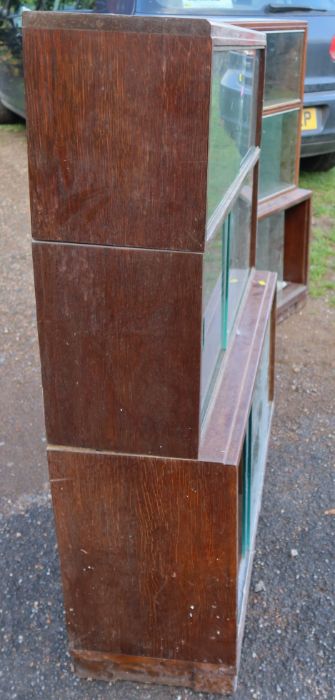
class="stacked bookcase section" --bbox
[235,21,312,320]
[24,12,276,695]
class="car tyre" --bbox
[0,100,16,124]
[301,152,335,172]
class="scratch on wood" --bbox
[50,478,73,483]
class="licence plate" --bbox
[301,108,318,131]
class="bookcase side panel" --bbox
[33,242,202,459]
[48,448,238,669]
[24,26,211,251]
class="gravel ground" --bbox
[0,129,46,506]
[0,130,334,699]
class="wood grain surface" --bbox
[72,649,236,694]
[24,24,211,251]
[257,186,311,221]
[284,196,311,286]
[33,242,202,458]
[277,282,307,322]
[48,448,237,668]
[200,270,277,466]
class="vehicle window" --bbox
[51,0,95,8]
[135,0,335,15]
[95,0,135,12]
[3,0,38,17]
[2,0,96,23]
[2,0,39,29]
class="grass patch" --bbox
[0,122,25,133]
[300,168,335,305]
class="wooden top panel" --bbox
[231,19,307,32]
[200,270,277,466]
[23,12,266,47]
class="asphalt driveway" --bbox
[0,128,334,700]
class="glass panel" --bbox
[264,31,304,108]
[259,110,299,200]
[226,171,253,339]
[201,170,253,414]
[250,320,272,528]
[256,212,285,282]
[201,219,225,411]
[238,414,252,614]
[241,414,252,557]
[238,319,273,612]
[207,48,258,220]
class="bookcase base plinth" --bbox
[72,649,237,695]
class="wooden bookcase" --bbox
[232,20,312,320]
[24,12,276,694]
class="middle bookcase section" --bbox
[202,169,253,414]
[32,242,203,460]
[207,48,259,220]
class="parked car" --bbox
[1,0,335,170]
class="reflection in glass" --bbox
[207,48,258,219]
[238,415,252,613]
[264,31,304,108]
[238,320,272,612]
[201,172,253,414]
[201,219,225,409]
[259,110,299,199]
[250,321,271,522]
[256,212,285,282]
[226,174,252,339]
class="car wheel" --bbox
[301,152,335,172]
[0,100,16,124]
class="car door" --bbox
[0,0,35,116]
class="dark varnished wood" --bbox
[48,448,238,669]
[241,21,311,320]
[47,265,276,690]
[25,15,273,695]
[200,270,277,466]
[257,186,311,220]
[284,196,311,286]
[33,242,202,458]
[277,282,307,323]
[23,14,265,251]
[24,22,211,251]
[258,187,311,318]
[231,19,307,32]
[23,12,266,47]
[72,649,236,694]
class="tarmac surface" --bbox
[0,129,334,699]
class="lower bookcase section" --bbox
[47,271,276,695]
[48,447,239,694]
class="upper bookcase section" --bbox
[23,13,265,252]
